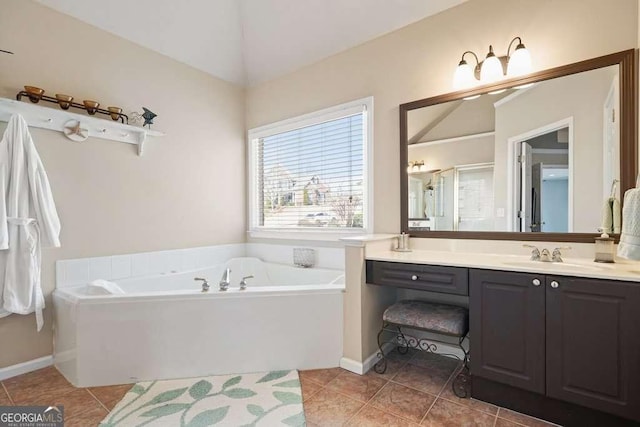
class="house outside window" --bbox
[248,97,373,238]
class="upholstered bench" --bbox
[374,300,471,397]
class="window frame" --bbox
[247,96,374,240]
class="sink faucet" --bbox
[219,268,231,291]
[552,247,571,263]
[540,248,552,262]
[523,244,541,261]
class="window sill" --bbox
[248,229,369,242]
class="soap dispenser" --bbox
[594,229,615,263]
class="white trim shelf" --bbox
[0,97,164,156]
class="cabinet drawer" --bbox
[366,260,468,295]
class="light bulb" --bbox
[507,44,532,77]
[480,54,504,83]
[453,60,475,90]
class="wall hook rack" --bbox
[16,91,129,123]
[0,97,164,156]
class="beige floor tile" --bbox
[366,358,407,381]
[65,404,109,427]
[421,398,496,427]
[49,389,107,421]
[495,418,523,427]
[304,388,364,426]
[392,363,451,396]
[438,377,499,415]
[0,385,12,405]
[301,377,323,401]
[3,367,76,405]
[88,384,132,410]
[327,371,387,403]
[370,382,436,423]
[347,405,420,426]
[498,408,559,427]
[299,368,344,386]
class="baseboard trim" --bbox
[0,356,53,381]
[340,342,395,375]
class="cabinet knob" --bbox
[550,281,560,289]
[411,275,418,281]
[532,278,541,286]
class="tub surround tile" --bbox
[62,259,89,286]
[347,405,420,426]
[130,253,150,277]
[392,362,452,396]
[304,388,364,426]
[421,399,496,426]
[497,408,560,427]
[370,382,436,423]
[110,256,132,280]
[299,367,344,386]
[88,257,112,282]
[3,366,75,404]
[88,384,132,410]
[327,371,387,402]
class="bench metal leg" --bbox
[452,334,471,398]
[373,321,388,374]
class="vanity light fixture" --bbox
[407,160,430,173]
[453,37,532,91]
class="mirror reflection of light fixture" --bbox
[407,160,430,173]
[453,36,532,91]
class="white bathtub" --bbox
[53,257,345,387]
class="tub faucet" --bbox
[194,277,209,292]
[219,268,231,291]
[239,275,254,290]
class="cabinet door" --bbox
[470,269,546,394]
[546,276,640,421]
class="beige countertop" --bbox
[366,249,640,283]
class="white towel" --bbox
[601,197,621,234]
[617,188,640,260]
[87,279,125,295]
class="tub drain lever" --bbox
[194,277,210,292]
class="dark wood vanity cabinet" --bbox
[470,269,640,423]
[469,269,545,394]
[366,260,468,295]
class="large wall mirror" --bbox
[400,49,637,242]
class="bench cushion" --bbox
[383,300,468,336]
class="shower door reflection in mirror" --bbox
[407,65,620,233]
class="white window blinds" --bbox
[252,109,367,230]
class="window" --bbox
[248,97,373,237]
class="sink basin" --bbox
[501,260,609,273]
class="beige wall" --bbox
[247,0,638,235]
[245,0,638,363]
[0,1,246,367]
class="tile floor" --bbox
[0,351,559,426]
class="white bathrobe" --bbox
[0,114,61,331]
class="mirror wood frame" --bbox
[400,49,638,243]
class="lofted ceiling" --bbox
[35,0,466,86]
